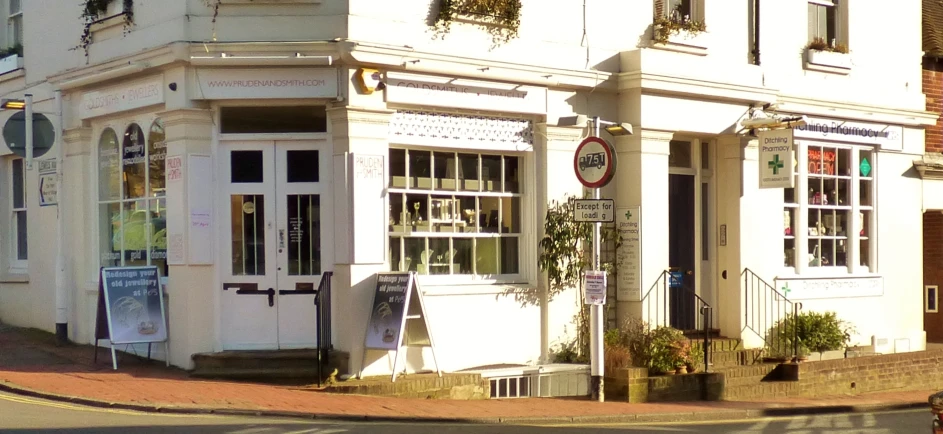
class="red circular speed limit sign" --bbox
[573,136,617,188]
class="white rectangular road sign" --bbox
[573,199,614,222]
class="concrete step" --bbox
[190,349,349,382]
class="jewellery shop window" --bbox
[98,119,168,275]
[783,143,874,273]
[388,148,522,279]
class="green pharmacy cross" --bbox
[860,157,872,177]
[625,210,632,220]
[781,282,792,298]
[768,154,785,175]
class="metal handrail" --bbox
[742,268,801,360]
[641,269,714,372]
[315,271,333,386]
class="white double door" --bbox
[219,140,332,350]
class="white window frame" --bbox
[784,141,877,277]
[7,0,21,49]
[927,285,939,313]
[9,156,26,271]
[808,0,846,46]
[95,115,168,274]
[387,146,528,286]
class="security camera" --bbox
[168,82,177,91]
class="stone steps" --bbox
[190,349,349,382]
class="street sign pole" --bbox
[589,117,604,403]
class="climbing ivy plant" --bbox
[433,0,522,45]
[79,0,135,59]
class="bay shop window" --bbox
[98,119,168,274]
[388,148,522,278]
[783,142,875,273]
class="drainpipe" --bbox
[54,90,68,345]
[752,0,761,65]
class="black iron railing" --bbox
[742,268,802,360]
[315,271,333,386]
[642,269,714,372]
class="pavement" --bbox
[0,322,937,426]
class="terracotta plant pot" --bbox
[675,366,687,375]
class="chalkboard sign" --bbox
[101,266,168,345]
[365,273,411,350]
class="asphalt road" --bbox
[0,390,936,434]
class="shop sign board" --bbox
[775,276,884,300]
[193,68,338,100]
[616,206,642,301]
[584,271,607,305]
[99,266,168,345]
[384,72,547,114]
[758,129,794,189]
[573,199,614,222]
[793,116,903,151]
[574,136,616,189]
[80,76,164,120]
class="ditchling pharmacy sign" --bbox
[793,116,903,151]
[758,129,795,189]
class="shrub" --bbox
[604,342,632,373]
[765,311,853,357]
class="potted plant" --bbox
[652,4,707,46]
[648,326,687,375]
[806,37,851,69]
[764,311,854,362]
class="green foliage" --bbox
[614,317,696,374]
[765,311,854,357]
[79,0,134,60]
[806,36,849,54]
[434,0,522,46]
[652,3,706,44]
[648,326,687,374]
[550,335,588,364]
[538,196,592,301]
[0,44,22,58]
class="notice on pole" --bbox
[100,266,168,345]
[573,199,614,223]
[616,206,642,302]
[758,129,795,189]
[38,159,56,207]
[584,270,607,305]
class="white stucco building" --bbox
[0,0,935,383]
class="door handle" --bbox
[267,288,275,307]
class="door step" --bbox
[190,349,349,382]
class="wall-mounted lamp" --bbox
[0,99,25,110]
[558,114,634,137]
[355,67,384,94]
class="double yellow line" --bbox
[0,392,224,418]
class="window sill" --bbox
[0,272,29,283]
[651,30,708,56]
[0,54,22,77]
[418,280,535,297]
[805,50,852,75]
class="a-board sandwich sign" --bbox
[365,272,411,350]
[101,266,168,344]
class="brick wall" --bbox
[926,212,943,342]
[796,349,943,397]
[924,58,943,153]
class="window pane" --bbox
[458,196,477,233]
[100,203,121,267]
[150,198,167,275]
[287,194,320,276]
[405,193,427,230]
[428,238,450,275]
[481,155,501,192]
[148,119,166,197]
[287,150,319,183]
[701,182,708,259]
[409,150,432,189]
[809,238,822,266]
[701,142,709,170]
[784,208,795,237]
[390,237,402,271]
[860,239,871,269]
[231,195,265,275]
[500,237,519,274]
[501,197,521,233]
[98,128,121,200]
[390,149,407,188]
[860,180,872,206]
[123,124,146,199]
[859,150,873,177]
[505,156,520,193]
[15,210,26,260]
[454,238,473,274]
[433,151,454,190]
[123,201,148,265]
[431,195,457,232]
[220,106,327,134]
[231,151,264,183]
[480,197,500,233]
[390,193,405,231]
[11,158,23,208]
[459,153,479,191]
[476,238,498,275]
[405,237,424,274]
[784,237,796,267]
[669,141,692,168]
